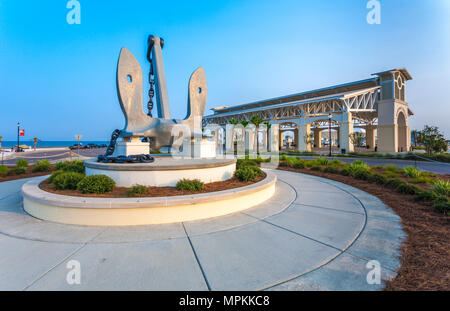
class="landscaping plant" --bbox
[126,185,148,197]
[235,166,259,182]
[403,166,422,178]
[432,180,450,197]
[16,159,29,168]
[176,179,204,191]
[32,160,51,172]
[52,172,85,190]
[77,174,115,194]
[0,165,9,177]
[55,160,85,174]
[11,167,26,175]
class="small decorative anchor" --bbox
[98,35,207,163]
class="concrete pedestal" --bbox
[113,140,150,156]
[85,157,236,187]
[181,139,216,158]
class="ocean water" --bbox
[0,141,109,148]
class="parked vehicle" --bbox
[69,143,83,150]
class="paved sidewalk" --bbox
[0,170,405,290]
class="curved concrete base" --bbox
[0,170,404,290]
[22,172,276,226]
[84,157,237,187]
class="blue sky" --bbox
[0,0,449,141]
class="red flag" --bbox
[19,129,25,136]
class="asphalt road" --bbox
[1,148,106,166]
[2,148,449,175]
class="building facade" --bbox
[203,68,413,153]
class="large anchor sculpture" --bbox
[98,35,207,163]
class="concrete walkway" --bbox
[0,170,405,290]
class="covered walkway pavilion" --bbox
[203,69,414,154]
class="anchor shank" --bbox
[150,36,171,119]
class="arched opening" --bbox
[397,111,407,152]
[280,130,295,150]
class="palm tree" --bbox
[229,118,238,125]
[263,121,271,149]
[33,137,41,150]
[239,119,249,127]
[250,114,264,154]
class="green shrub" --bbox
[340,168,351,176]
[278,161,288,167]
[414,190,439,202]
[55,160,85,174]
[0,165,9,177]
[236,159,258,170]
[353,160,367,166]
[235,166,259,182]
[280,155,288,161]
[304,160,314,167]
[385,164,399,172]
[48,170,64,183]
[354,170,372,181]
[250,165,263,176]
[403,166,422,178]
[286,157,298,167]
[432,196,450,215]
[348,161,369,176]
[10,167,26,175]
[432,180,450,197]
[368,173,388,185]
[256,156,269,163]
[32,160,51,172]
[311,166,322,171]
[386,178,406,190]
[332,159,343,166]
[176,179,204,191]
[77,174,115,194]
[410,176,433,184]
[316,158,329,166]
[126,185,148,197]
[397,183,421,195]
[384,171,399,179]
[16,159,29,168]
[323,166,339,174]
[52,172,85,190]
[293,161,305,169]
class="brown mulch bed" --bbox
[278,167,450,291]
[39,173,266,198]
[0,166,56,182]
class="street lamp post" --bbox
[17,122,20,152]
[328,114,332,157]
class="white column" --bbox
[225,124,234,154]
[269,124,279,152]
[297,122,311,152]
[313,128,322,148]
[338,112,354,153]
[366,126,376,149]
[245,124,256,155]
